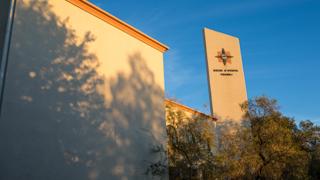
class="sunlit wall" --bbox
[0,0,167,179]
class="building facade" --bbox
[0,1,247,180]
[0,0,168,179]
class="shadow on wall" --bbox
[0,1,166,180]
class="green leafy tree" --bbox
[166,105,216,179]
[150,96,319,180]
[296,120,320,179]
[215,121,261,179]
[216,97,310,179]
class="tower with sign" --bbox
[203,28,247,122]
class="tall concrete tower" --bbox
[203,28,247,122]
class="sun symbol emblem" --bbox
[215,48,233,65]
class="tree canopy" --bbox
[164,96,320,180]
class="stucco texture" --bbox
[0,1,167,179]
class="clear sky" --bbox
[90,0,320,124]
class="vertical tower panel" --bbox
[203,28,247,121]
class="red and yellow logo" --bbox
[215,48,233,65]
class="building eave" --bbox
[66,0,169,53]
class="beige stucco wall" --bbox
[165,100,215,124]
[0,1,167,180]
[203,28,247,122]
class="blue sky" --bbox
[90,0,320,124]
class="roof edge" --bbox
[66,0,169,53]
[165,99,217,121]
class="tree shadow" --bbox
[0,1,166,180]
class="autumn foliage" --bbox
[165,96,320,180]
